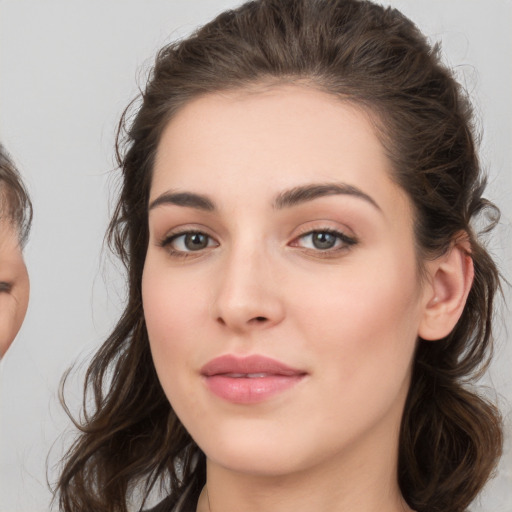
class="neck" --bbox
[196,375,413,512]
[197,431,411,512]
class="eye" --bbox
[0,282,12,293]
[292,229,356,252]
[161,230,218,254]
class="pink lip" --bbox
[201,355,306,404]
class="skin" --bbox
[0,219,29,358]
[142,85,470,512]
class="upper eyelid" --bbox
[291,221,357,240]
[292,229,357,246]
[165,227,212,238]
[154,233,216,261]
[155,222,357,249]
[158,225,218,242]
[169,230,217,242]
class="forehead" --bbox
[152,85,410,220]
[155,85,384,172]
[0,217,21,255]
[0,187,22,236]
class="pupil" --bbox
[185,233,208,250]
[313,232,336,250]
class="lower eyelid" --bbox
[157,227,355,255]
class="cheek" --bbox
[0,298,17,356]
[292,252,422,386]
[142,262,207,392]
[0,294,28,357]
[143,257,205,330]
[0,264,29,357]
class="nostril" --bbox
[216,315,271,330]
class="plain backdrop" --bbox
[0,1,511,511]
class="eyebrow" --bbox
[148,191,215,212]
[148,182,381,213]
[273,183,381,211]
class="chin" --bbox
[190,417,322,477]
[206,444,304,477]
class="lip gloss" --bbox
[201,354,306,404]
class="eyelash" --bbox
[0,282,12,293]
[159,229,218,258]
[159,227,357,258]
[291,228,357,256]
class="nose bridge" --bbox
[213,237,284,331]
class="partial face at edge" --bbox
[0,219,29,358]
[142,86,431,476]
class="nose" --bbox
[212,246,285,333]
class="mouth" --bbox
[200,354,307,404]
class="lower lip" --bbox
[204,374,305,404]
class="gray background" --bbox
[0,1,511,511]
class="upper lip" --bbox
[201,354,306,377]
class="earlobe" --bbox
[418,237,474,341]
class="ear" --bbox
[418,236,474,341]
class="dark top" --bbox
[144,483,200,512]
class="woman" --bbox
[57,1,504,511]
[0,145,31,359]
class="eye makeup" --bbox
[159,228,219,259]
[156,223,358,262]
[291,228,357,251]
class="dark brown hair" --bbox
[57,1,503,511]
[0,144,32,246]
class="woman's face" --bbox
[0,219,29,357]
[143,86,431,477]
